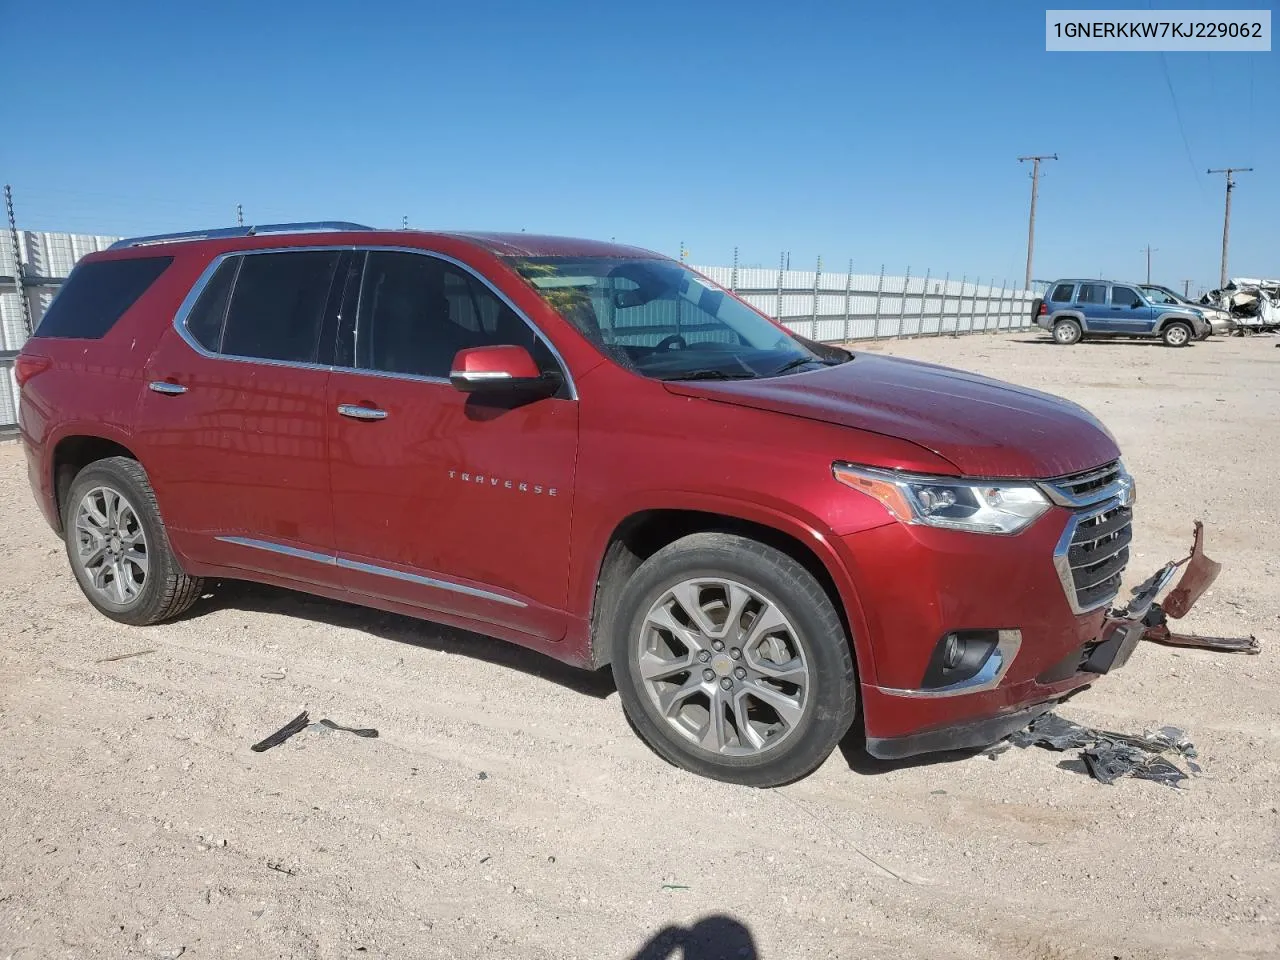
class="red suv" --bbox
[16,222,1209,785]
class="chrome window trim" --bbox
[874,630,1022,699]
[171,244,578,399]
[216,536,527,608]
[1052,496,1128,615]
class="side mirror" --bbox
[449,345,560,397]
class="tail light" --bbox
[1038,302,1048,316]
[14,353,52,387]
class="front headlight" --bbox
[832,463,1051,535]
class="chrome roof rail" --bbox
[107,221,375,250]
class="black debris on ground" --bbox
[994,713,1200,789]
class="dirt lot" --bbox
[1,330,1277,960]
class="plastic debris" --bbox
[314,718,378,739]
[1004,713,1199,788]
[251,710,310,752]
[252,712,379,751]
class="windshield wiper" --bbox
[659,370,758,382]
[769,356,840,377]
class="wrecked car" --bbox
[16,222,1229,787]
[1200,278,1280,334]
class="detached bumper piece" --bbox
[1001,712,1200,788]
[1089,520,1259,671]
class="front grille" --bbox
[1046,459,1124,505]
[1057,501,1132,613]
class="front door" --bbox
[326,249,579,639]
[1106,285,1154,334]
[136,248,354,587]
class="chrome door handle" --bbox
[337,404,388,421]
[148,381,187,395]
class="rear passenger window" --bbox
[35,256,172,339]
[1077,283,1107,304]
[184,257,239,352]
[1050,283,1074,302]
[220,251,342,362]
[356,251,554,379]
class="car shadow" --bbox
[629,915,758,960]
[182,578,617,699]
[1013,336,1188,347]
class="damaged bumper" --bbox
[865,522,1255,760]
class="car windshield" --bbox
[506,256,850,380]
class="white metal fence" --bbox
[2,230,121,429]
[1,230,1037,430]
[691,263,1036,341]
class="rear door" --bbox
[326,249,579,639]
[136,248,357,587]
[1074,282,1112,330]
[1106,285,1154,334]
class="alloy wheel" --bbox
[1166,325,1189,346]
[73,486,149,606]
[636,578,810,757]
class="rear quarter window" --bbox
[34,256,173,339]
[1049,283,1075,303]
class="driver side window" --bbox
[356,251,557,378]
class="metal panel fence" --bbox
[690,263,1037,342]
[0,227,1038,430]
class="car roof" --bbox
[96,222,665,261]
[1049,278,1147,288]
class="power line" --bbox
[1158,51,1206,200]
[1017,154,1057,289]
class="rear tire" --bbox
[1161,321,1191,347]
[610,532,857,787]
[63,456,204,626]
[1052,318,1082,345]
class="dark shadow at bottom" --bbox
[630,915,758,960]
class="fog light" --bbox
[942,632,964,669]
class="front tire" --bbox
[610,533,857,787]
[1161,321,1191,347]
[1052,318,1082,345]
[63,456,204,626]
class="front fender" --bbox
[570,488,886,684]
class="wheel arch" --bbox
[50,432,142,535]
[1153,312,1195,332]
[585,503,875,683]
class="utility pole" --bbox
[1182,279,1192,298]
[1017,153,1057,288]
[1207,166,1252,288]
[401,215,408,229]
[1141,245,1158,283]
[236,203,244,226]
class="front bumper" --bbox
[842,519,1221,760]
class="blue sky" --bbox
[3,1,1275,293]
